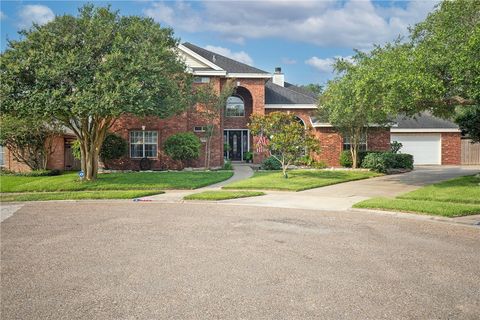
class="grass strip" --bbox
[184,191,265,201]
[0,190,163,202]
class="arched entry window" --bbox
[225,96,245,117]
[294,116,305,127]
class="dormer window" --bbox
[225,96,245,117]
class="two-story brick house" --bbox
[2,42,464,172]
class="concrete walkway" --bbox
[143,164,254,202]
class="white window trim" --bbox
[0,145,5,167]
[194,126,207,132]
[129,131,158,159]
[225,95,246,117]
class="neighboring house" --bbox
[1,135,81,172]
[3,42,471,172]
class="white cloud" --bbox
[204,45,254,66]
[305,56,352,73]
[18,5,54,28]
[144,0,438,49]
[0,11,6,20]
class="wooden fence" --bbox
[461,139,480,165]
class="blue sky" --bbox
[0,0,438,85]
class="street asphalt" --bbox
[1,201,479,319]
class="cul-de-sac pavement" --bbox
[1,166,479,319]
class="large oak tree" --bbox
[0,5,192,180]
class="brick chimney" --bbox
[272,67,284,87]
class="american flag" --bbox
[255,134,269,154]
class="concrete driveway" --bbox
[1,202,479,319]
[223,165,480,211]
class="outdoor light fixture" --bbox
[141,125,146,131]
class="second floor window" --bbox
[225,96,245,117]
[130,131,158,158]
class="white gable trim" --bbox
[391,128,460,133]
[227,73,272,79]
[193,70,227,76]
[265,104,317,109]
[178,44,224,71]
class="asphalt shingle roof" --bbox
[183,42,269,74]
[395,112,458,129]
[265,80,318,104]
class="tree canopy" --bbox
[356,0,479,117]
[0,5,192,179]
[320,0,480,162]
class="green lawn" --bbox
[353,175,480,217]
[184,191,265,201]
[223,170,380,191]
[397,175,480,204]
[0,171,233,193]
[1,190,163,202]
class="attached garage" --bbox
[393,113,462,166]
[391,133,441,165]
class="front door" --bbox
[228,130,242,160]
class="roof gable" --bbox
[182,42,269,75]
[395,113,459,129]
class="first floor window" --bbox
[193,77,210,84]
[343,133,367,151]
[0,145,4,166]
[130,131,158,158]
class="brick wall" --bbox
[47,136,66,170]
[367,128,391,151]
[313,127,343,166]
[441,132,461,165]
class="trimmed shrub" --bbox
[100,134,128,162]
[361,152,414,173]
[311,160,328,169]
[223,160,233,170]
[261,156,282,170]
[164,132,201,163]
[339,151,353,167]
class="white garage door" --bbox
[391,134,441,165]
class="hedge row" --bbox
[340,150,414,173]
[361,152,414,173]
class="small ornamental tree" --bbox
[0,115,61,170]
[164,132,201,167]
[249,112,319,178]
[193,80,235,169]
[0,5,192,180]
